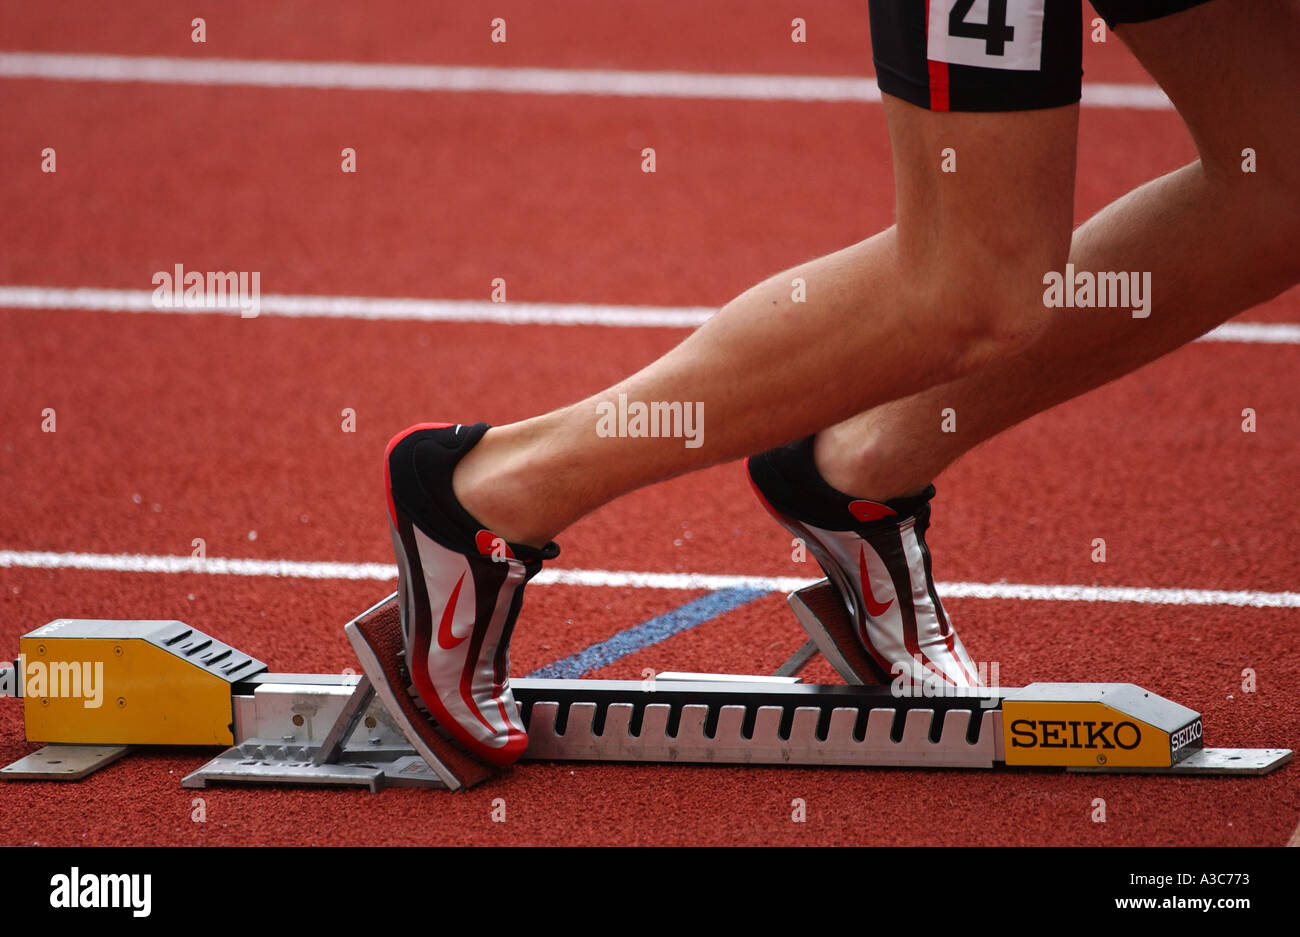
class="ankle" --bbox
[452,424,561,548]
[812,427,932,503]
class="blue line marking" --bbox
[527,585,770,679]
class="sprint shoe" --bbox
[385,422,559,766]
[747,436,981,688]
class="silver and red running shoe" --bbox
[385,422,559,766]
[746,436,981,688]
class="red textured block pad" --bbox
[792,579,890,684]
[345,595,496,791]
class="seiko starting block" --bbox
[1,581,1290,791]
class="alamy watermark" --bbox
[595,393,703,448]
[1043,264,1151,318]
[891,655,1000,708]
[1,655,103,708]
[49,868,151,917]
[151,263,261,318]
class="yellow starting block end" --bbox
[17,619,266,746]
[1001,683,1202,769]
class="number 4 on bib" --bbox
[928,0,1046,71]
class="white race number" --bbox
[928,0,1046,72]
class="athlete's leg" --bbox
[390,3,1087,753]
[815,0,1300,501]
[452,99,1078,546]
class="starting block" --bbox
[1,582,1290,791]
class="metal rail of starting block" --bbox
[0,583,1291,792]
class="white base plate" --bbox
[1,743,130,780]
[1068,747,1292,775]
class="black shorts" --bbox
[870,0,1218,112]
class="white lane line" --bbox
[1,286,1296,344]
[1195,322,1300,345]
[1,550,1296,609]
[0,52,1175,109]
[0,286,713,329]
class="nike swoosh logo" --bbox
[436,572,469,650]
[849,499,897,523]
[858,546,894,617]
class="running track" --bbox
[1,1,1296,846]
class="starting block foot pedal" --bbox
[787,580,890,684]
[344,593,495,791]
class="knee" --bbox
[1205,157,1300,284]
[915,252,1060,379]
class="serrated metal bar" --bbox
[225,674,1002,770]
[519,690,998,768]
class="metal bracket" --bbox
[184,670,451,791]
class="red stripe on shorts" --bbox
[922,1,950,112]
[927,58,951,111]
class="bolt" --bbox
[117,697,126,708]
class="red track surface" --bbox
[1,2,1296,845]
